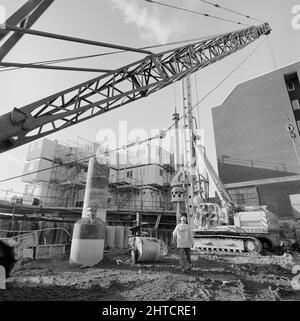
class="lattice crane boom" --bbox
[0,23,271,153]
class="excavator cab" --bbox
[192,202,227,230]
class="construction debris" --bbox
[0,250,300,300]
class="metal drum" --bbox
[131,237,168,263]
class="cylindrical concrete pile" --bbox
[81,156,110,221]
[131,237,168,263]
[70,218,106,266]
[70,156,109,266]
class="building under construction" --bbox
[21,137,176,227]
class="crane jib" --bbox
[0,23,271,154]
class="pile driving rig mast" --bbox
[171,72,211,227]
[171,80,282,254]
[181,76,197,224]
[181,75,209,223]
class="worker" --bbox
[79,207,102,224]
[172,215,194,271]
[86,207,96,223]
[200,204,209,227]
[86,207,103,224]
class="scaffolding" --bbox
[22,137,175,212]
[108,162,175,212]
[36,137,98,207]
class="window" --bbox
[287,81,295,92]
[292,100,300,110]
[159,169,163,177]
[126,170,133,178]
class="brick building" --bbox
[212,61,300,219]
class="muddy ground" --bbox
[1,250,300,301]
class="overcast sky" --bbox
[0,0,299,195]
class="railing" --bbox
[108,199,173,211]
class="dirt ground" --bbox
[1,250,300,301]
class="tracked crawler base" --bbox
[192,224,282,255]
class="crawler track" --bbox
[193,234,263,255]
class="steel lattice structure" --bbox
[0,23,271,153]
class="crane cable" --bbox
[198,0,265,24]
[164,37,267,133]
[148,0,253,27]
[0,37,267,184]
[0,1,264,73]
[0,0,266,73]
[0,32,225,73]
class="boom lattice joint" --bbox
[0,23,271,153]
